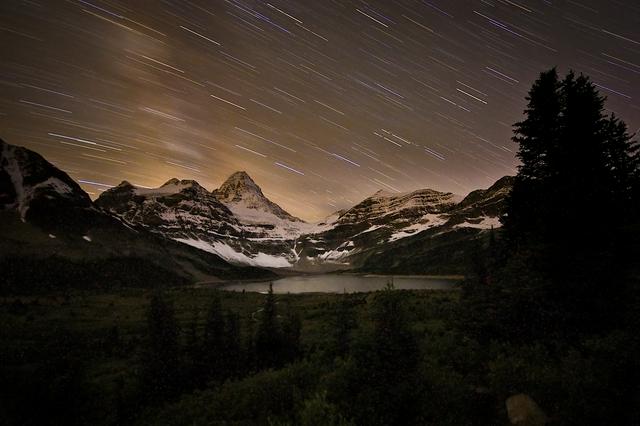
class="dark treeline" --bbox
[138,284,424,426]
[457,68,640,424]
[461,68,640,342]
[139,283,303,405]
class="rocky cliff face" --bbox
[97,172,311,268]
[96,178,239,237]
[96,165,513,271]
[213,171,303,223]
[0,139,274,290]
[0,138,94,231]
[2,137,514,274]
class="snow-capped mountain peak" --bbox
[213,171,303,223]
[1,138,92,220]
[337,187,458,226]
[371,189,396,198]
[214,171,262,203]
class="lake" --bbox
[220,274,459,294]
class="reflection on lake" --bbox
[221,274,459,294]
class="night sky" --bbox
[1,0,639,221]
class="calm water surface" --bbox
[221,274,458,293]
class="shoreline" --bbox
[193,271,465,289]
[341,272,465,280]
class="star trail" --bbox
[1,0,639,221]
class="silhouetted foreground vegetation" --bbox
[1,284,639,425]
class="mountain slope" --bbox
[213,171,303,223]
[96,172,308,268]
[95,160,513,272]
[294,188,460,266]
[2,137,515,276]
[1,139,95,233]
[0,139,274,292]
[294,178,513,272]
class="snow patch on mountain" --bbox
[175,237,291,268]
[1,141,87,220]
[454,216,501,229]
[214,171,303,223]
[355,224,386,237]
[133,178,205,196]
[316,240,355,263]
[388,213,448,242]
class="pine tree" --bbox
[183,313,204,388]
[224,311,242,379]
[340,287,420,425]
[602,114,640,218]
[202,293,226,383]
[503,68,562,250]
[244,312,257,373]
[141,291,181,401]
[280,300,302,363]
[501,68,640,332]
[254,283,282,370]
[330,293,357,358]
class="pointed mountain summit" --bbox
[0,138,94,230]
[213,171,303,223]
[98,171,309,268]
[336,187,459,226]
[0,138,273,289]
[213,171,263,203]
[96,177,236,227]
[158,178,205,192]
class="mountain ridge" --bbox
[212,171,304,223]
[2,138,514,274]
[0,139,276,291]
[95,169,512,271]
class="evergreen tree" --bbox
[141,291,181,401]
[255,283,283,370]
[224,310,243,379]
[102,324,121,357]
[502,68,562,251]
[183,313,204,388]
[336,287,420,425]
[602,114,640,219]
[280,300,302,363]
[500,68,640,333]
[330,293,357,358]
[244,312,257,373]
[202,293,227,383]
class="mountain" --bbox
[1,139,94,231]
[294,187,462,268]
[0,139,274,293]
[213,171,303,223]
[2,138,514,278]
[97,164,513,272]
[292,177,514,273]
[96,178,239,237]
[445,176,514,228]
[97,171,312,268]
[334,188,461,226]
[353,176,514,274]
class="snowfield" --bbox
[175,238,291,268]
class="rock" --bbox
[506,394,549,425]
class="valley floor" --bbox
[1,286,637,425]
